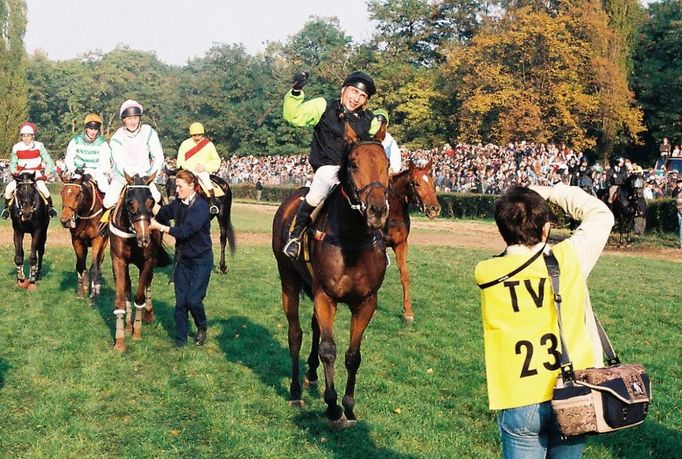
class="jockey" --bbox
[607,156,627,203]
[64,113,111,192]
[281,70,381,259]
[2,122,57,219]
[101,100,164,220]
[372,109,402,175]
[177,122,222,214]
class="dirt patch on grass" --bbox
[3,203,680,262]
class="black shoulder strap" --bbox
[477,243,546,290]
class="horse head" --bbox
[407,159,441,219]
[15,172,40,222]
[341,120,390,229]
[164,167,178,201]
[59,169,86,228]
[123,171,157,248]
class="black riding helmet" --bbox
[342,71,376,98]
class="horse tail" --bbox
[223,184,237,256]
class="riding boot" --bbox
[283,200,316,259]
[208,189,219,215]
[47,197,58,218]
[1,198,10,219]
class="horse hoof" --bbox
[288,399,305,408]
[27,283,37,292]
[219,266,228,274]
[132,333,142,341]
[124,326,133,337]
[303,377,318,388]
[113,342,126,353]
[402,315,415,325]
[328,414,351,431]
[17,279,29,289]
[142,311,155,324]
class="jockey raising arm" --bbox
[372,108,402,175]
[177,122,222,214]
[2,122,58,219]
[64,113,112,193]
[102,100,164,211]
[281,70,381,259]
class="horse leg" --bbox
[13,230,27,288]
[342,294,377,424]
[143,285,154,323]
[133,261,155,339]
[73,238,88,297]
[279,266,304,406]
[27,229,41,290]
[37,226,47,280]
[89,236,107,301]
[394,242,414,323]
[219,220,228,274]
[304,312,321,388]
[314,290,345,426]
[124,265,133,336]
[111,257,128,352]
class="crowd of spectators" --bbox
[2,140,678,198]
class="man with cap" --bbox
[64,113,112,193]
[373,109,402,175]
[102,100,164,215]
[2,122,57,219]
[177,122,221,214]
[607,156,627,204]
[281,69,381,259]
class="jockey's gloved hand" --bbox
[292,71,309,93]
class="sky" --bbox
[24,0,376,66]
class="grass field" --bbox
[0,204,680,458]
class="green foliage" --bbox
[0,0,28,155]
[632,0,682,161]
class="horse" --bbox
[9,172,50,291]
[109,172,171,352]
[163,168,236,273]
[599,174,646,246]
[272,121,390,429]
[59,171,108,301]
[385,159,441,323]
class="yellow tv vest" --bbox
[474,241,595,410]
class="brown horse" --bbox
[385,159,441,323]
[109,173,171,352]
[272,122,390,429]
[59,172,108,301]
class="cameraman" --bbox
[475,183,613,458]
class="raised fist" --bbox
[292,71,309,91]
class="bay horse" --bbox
[9,172,49,291]
[599,174,646,246]
[385,159,441,323]
[109,172,171,352]
[163,168,236,273]
[272,121,390,429]
[59,171,108,301]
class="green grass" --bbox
[0,204,679,457]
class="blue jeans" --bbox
[174,251,213,344]
[499,402,585,459]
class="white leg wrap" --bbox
[134,302,146,310]
[113,309,126,315]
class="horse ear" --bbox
[425,159,433,172]
[343,121,359,145]
[145,172,157,185]
[374,121,386,143]
[58,170,69,183]
[408,158,416,171]
[124,170,133,184]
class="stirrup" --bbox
[1,208,9,220]
[283,237,301,259]
[48,207,58,218]
[209,205,219,215]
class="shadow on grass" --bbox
[590,421,682,458]
[0,358,10,389]
[214,316,413,458]
[214,315,291,400]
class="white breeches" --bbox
[196,171,213,191]
[305,165,340,207]
[103,178,161,209]
[4,179,51,199]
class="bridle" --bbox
[110,184,154,238]
[341,140,388,214]
[16,177,39,220]
[62,181,102,225]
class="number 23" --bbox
[515,333,561,378]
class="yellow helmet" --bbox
[189,122,205,136]
[84,113,103,126]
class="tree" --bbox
[0,0,28,156]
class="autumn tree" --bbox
[0,0,28,156]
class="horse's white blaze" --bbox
[422,175,430,184]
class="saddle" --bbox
[198,176,225,198]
